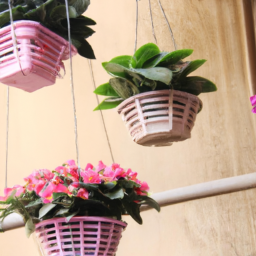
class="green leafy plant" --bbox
[0,160,160,237]
[0,0,95,59]
[94,43,217,110]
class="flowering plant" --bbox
[0,160,160,237]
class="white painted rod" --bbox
[141,172,256,211]
[1,172,256,231]
[0,213,25,232]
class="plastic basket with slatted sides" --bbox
[34,216,127,256]
[0,20,77,92]
[117,90,203,147]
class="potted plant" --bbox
[94,43,217,146]
[0,160,160,255]
[0,0,96,92]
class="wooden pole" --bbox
[1,172,256,231]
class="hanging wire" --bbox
[134,0,139,53]
[148,0,157,44]
[88,60,115,163]
[8,0,26,76]
[5,87,9,189]
[64,0,81,168]
[157,0,177,50]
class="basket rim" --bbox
[0,20,77,58]
[117,89,203,114]
[35,216,127,229]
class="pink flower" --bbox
[55,166,68,177]
[40,180,70,203]
[64,160,76,166]
[77,188,89,200]
[95,161,106,172]
[114,168,127,179]
[250,95,256,113]
[111,163,120,171]
[80,170,101,184]
[135,181,150,196]
[68,183,79,193]
[0,185,25,202]
[126,169,137,181]
[85,163,94,171]
[102,166,115,181]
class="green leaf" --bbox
[25,218,35,238]
[134,67,172,85]
[39,203,56,219]
[178,76,217,96]
[94,97,123,111]
[138,196,160,212]
[119,180,141,189]
[103,62,129,79]
[71,182,99,191]
[55,208,70,216]
[66,209,80,222]
[52,193,68,200]
[109,55,132,68]
[101,181,117,190]
[25,198,43,208]
[50,5,77,21]
[122,199,142,224]
[131,43,160,68]
[69,15,96,26]
[69,0,90,16]
[109,77,140,99]
[179,59,206,79]
[94,83,119,97]
[104,188,124,200]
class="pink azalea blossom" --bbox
[95,161,106,172]
[40,182,71,203]
[0,185,25,202]
[85,163,94,171]
[111,163,120,171]
[250,95,256,113]
[77,188,89,200]
[64,160,76,166]
[135,181,150,196]
[80,170,101,184]
[102,166,115,181]
[126,169,137,181]
[114,168,127,179]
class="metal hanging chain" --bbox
[148,0,157,44]
[134,0,139,53]
[5,87,10,189]
[157,0,177,50]
[88,60,115,163]
[64,0,81,168]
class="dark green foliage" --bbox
[94,43,217,110]
[0,0,95,59]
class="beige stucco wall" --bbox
[0,0,256,255]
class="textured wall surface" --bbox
[0,0,256,255]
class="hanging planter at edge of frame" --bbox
[94,43,217,147]
[0,160,160,256]
[0,0,96,92]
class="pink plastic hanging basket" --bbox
[34,216,127,256]
[0,20,77,92]
[117,90,203,147]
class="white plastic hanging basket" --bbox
[34,216,127,256]
[0,20,77,92]
[117,90,203,147]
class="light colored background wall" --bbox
[0,0,256,255]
